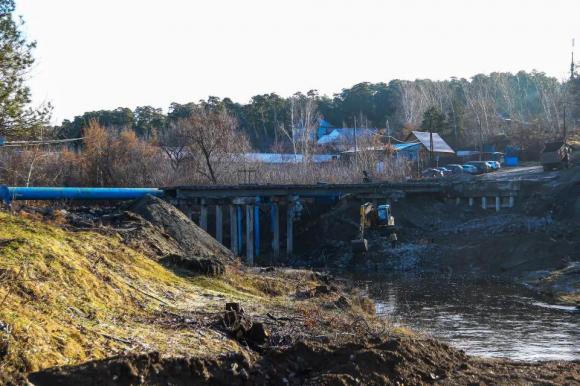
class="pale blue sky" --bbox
[16,0,580,123]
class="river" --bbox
[359,274,579,361]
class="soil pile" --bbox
[28,336,580,386]
[126,195,234,276]
[13,195,235,276]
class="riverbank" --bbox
[0,198,578,384]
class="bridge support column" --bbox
[229,205,238,254]
[495,196,501,212]
[183,205,193,221]
[200,199,208,231]
[246,205,254,265]
[468,197,474,207]
[271,203,280,258]
[254,205,260,258]
[481,196,487,209]
[509,196,514,208]
[286,203,294,255]
[215,205,223,244]
[237,206,243,254]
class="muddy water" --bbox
[362,275,579,361]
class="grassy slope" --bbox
[0,211,319,375]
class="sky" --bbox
[15,0,580,123]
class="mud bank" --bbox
[28,337,580,386]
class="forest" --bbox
[53,72,580,152]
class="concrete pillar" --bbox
[200,199,208,231]
[455,197,461,205]
[481,196,487,209]
[254,205,260,258]
[229,205,238,254]
[468,197,474,207]
[286,203,294,255]
[184,206,194,221]
[245,205,254,265]
[271,203,280,258]
[215,205,223,244]
[495,196,501,212]
[509,196,515,208]
[237,206,243,253]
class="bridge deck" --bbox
[164,182,444,200]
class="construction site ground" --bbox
[295,165,580,306]
[0,170,578,384]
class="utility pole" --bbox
[478,119,484,161]
[429,127,434,167]
[571,38,576,80]
[353,115,358,167]
[386,120,391,147]
[563,104,567,144]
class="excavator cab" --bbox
[351,202,396,254]
[377,204,395,228]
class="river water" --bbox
[360,274,579,361]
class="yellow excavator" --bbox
[351,202,395,253]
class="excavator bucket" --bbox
[351,238,368,253]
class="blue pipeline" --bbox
[0,186,163,204]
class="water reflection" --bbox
[363,275,579,361]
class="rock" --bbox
[225,302,244,314]
[161,254,225,276]
[246,322,269,345]
[334,295,351,310]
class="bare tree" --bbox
[280,92,319,161]
[175,108,251,184]
[158,123,190,172]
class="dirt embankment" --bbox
[27,337,580,386]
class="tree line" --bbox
[2,0,580,155]
[53,73,580,152]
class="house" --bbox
[242,153,338,164]
[395,131,455,166]
[317,128,378,150]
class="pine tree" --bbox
[0,0,50,139]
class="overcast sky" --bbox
[16,0,580,123]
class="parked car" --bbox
[435,167,452,176]
[421,168,444,178]
[445,164,465,174]
[488,161,501,170]
[484,161,500,170]
[464,161,490,174]
[461,164,479,174]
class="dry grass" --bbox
[0,211,326,375]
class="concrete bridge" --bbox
[161,182,443,263]
[162,180,521,263]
